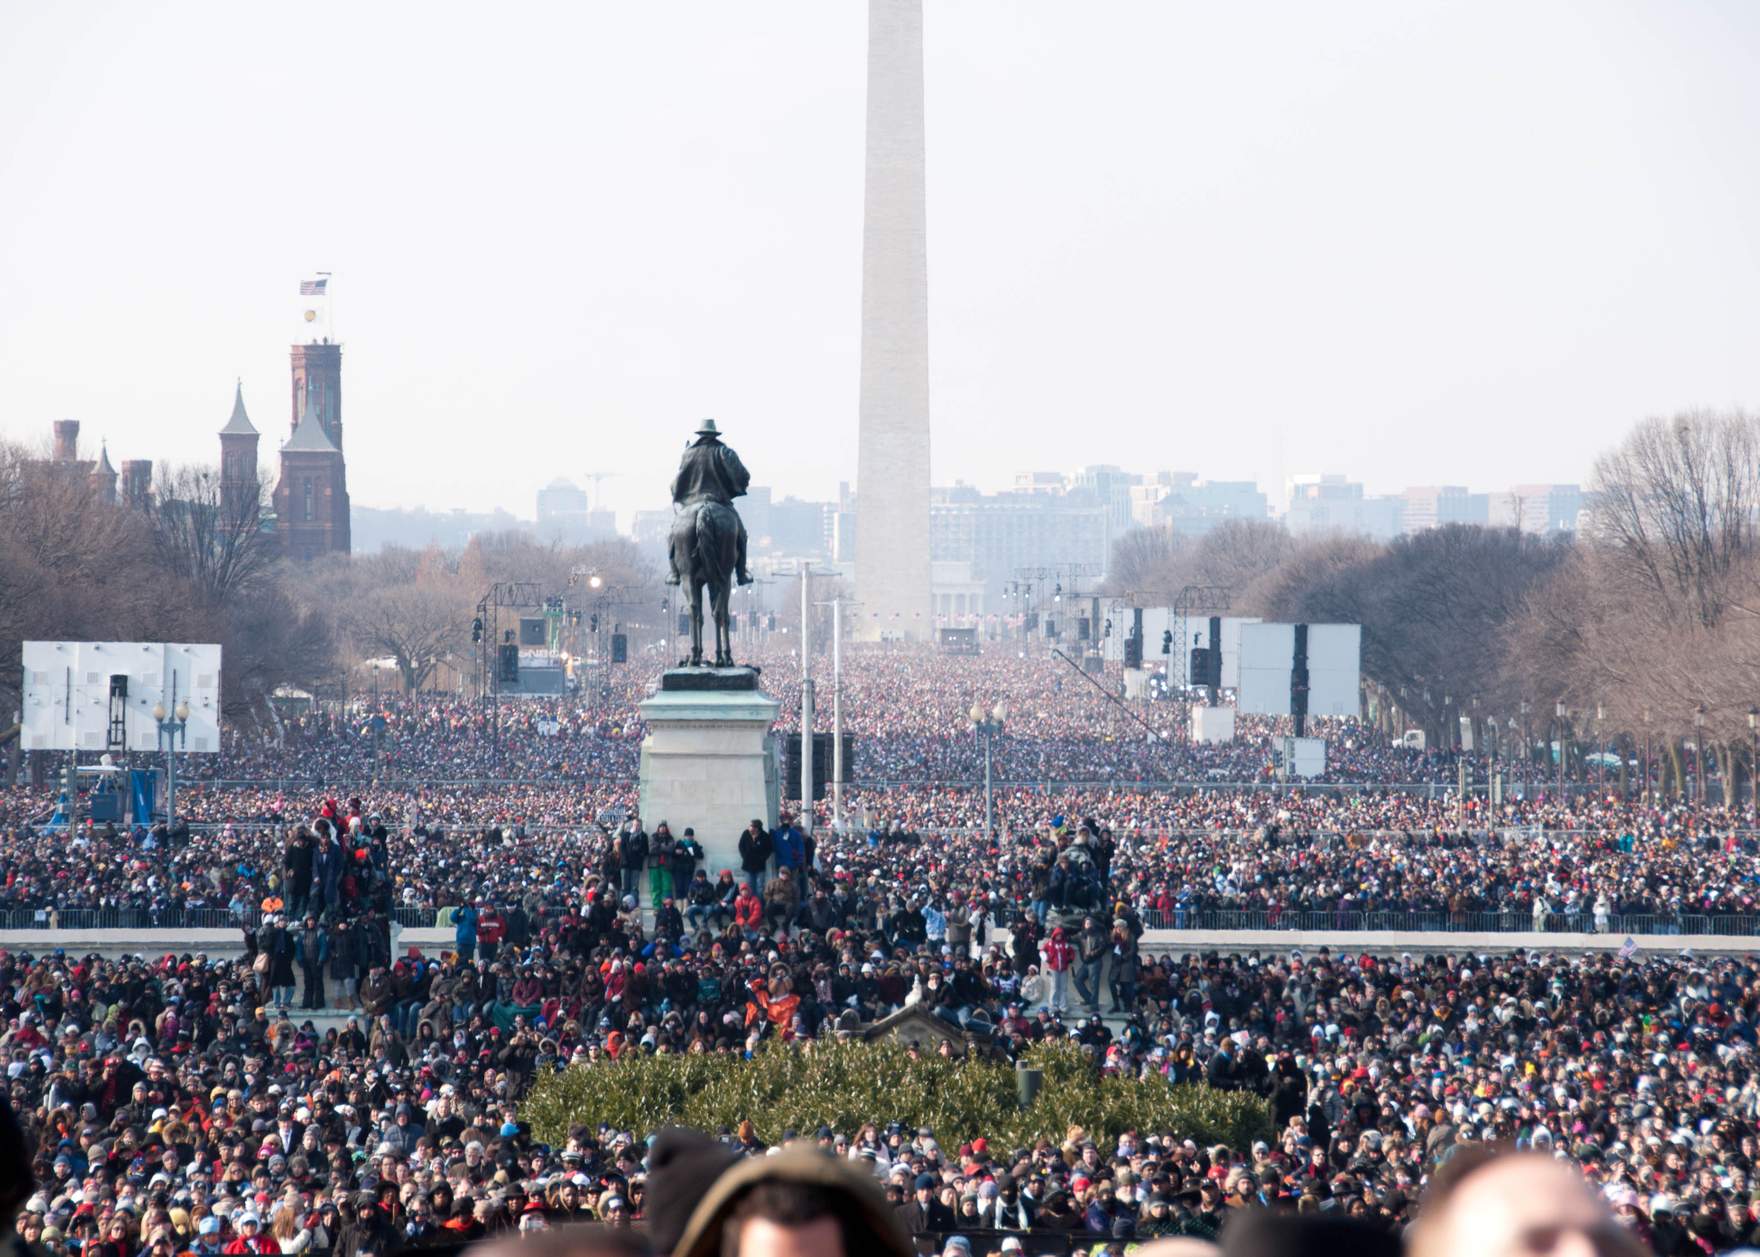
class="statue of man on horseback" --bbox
[667,419,753,667]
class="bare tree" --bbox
[143,463,278,606]
[1106,525,1190,601]
[1191,519,1293,593]
[337,548,473,692]
[1588,408,1760,629]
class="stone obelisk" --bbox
[853,0,932,641]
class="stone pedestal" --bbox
[637,668,780,880]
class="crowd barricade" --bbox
[0,905,244,931]
[1132,907,1760,935]
[393,1227,1085,1257]
[0,905,437,932]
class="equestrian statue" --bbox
[667,418,753,668]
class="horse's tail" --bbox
[694,502,733,584]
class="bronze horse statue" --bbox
[670,499,740,667]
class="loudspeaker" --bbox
[611,633,628,664]
[498,644,519,684]
[677,613,689,636]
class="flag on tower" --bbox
[299,277,329,296]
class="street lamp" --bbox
[970,701,1008,842]
[152,699,190,826]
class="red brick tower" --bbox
[273,374,351,559]
[289,342,343,450]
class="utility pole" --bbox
[799,564,814,836]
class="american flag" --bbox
[299,277,328,296]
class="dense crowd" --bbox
[5,646,1760,1254]
[3,782,1759,932]
[6,818,1760,1254]
[139,648,1462,788]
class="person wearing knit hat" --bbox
[673,1145,912,1257]
[645,1126,739,1255]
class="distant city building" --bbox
[1285,474,1404,540]
[353,505,530,553]
[931,482,1109,612]
[1493,483,1583,534]
[1401,485,1489,532]
[1135,472,1270,535]
[535,478,615,543]
[632,509,675,552]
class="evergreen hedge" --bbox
[521,1040,1271,1152]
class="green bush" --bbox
[521,1040,1270,1152]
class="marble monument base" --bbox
[637,668,780,881]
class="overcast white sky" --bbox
[3,1,1758,526]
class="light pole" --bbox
[1694,703,1707,803]
[1749,706,1758,809]
[969,701,1008,842]
[1554,700,1567,798]
[1519,698,1531,796]
[153,699,190,826]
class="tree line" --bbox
[1108,408,1760,799]
[0,438,659,733]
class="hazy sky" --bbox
[3,1,1758,527]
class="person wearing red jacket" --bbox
[1041,926,1075,1014]
[733,883,763,936]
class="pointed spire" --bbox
[94,442,116,475]
[284,374,338,453]
[220,377,257,436]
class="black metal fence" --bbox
[0,905,437,932]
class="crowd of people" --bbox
[3,781,1758,934]
[4,646,1759,1254]
[110,649,1463,788]
[2,784,1760,1253]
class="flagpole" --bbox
[318,271,335,344]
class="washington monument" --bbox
[853,0,932,641]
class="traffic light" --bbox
[471,617,483,644]
[1161,629,1173,655]
[611,633,628,664]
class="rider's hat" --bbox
[695,418,720,437]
